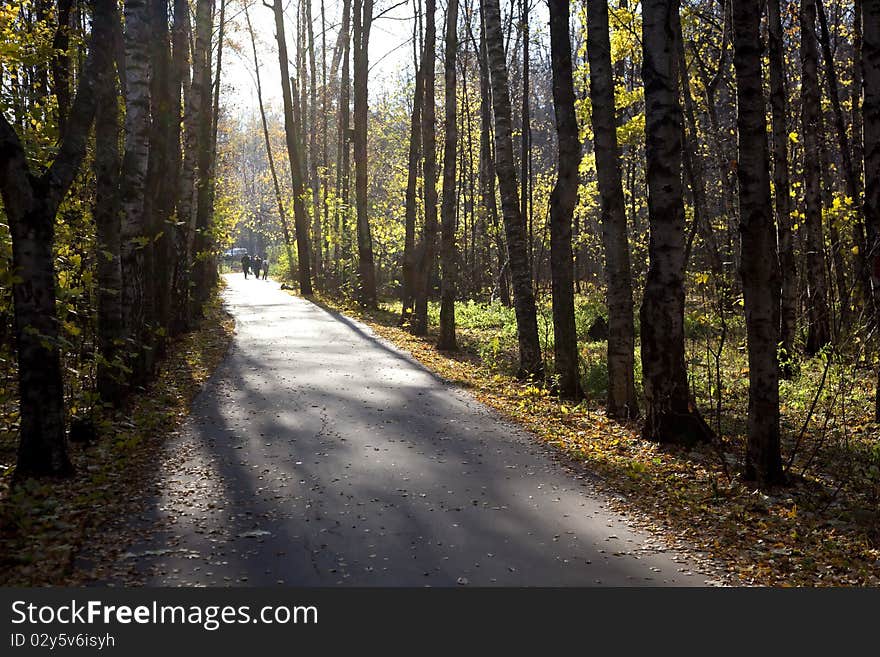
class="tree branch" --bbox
[43,0,117,212]
[0,113,36,217]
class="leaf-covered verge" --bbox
[302,291,880,587]
[0,294,234,586]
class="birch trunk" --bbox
[120,0,153,382]
[640,0,710,444]
[587,0,636,415]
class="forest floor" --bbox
[307,290,880,586]
[0,294,234,585]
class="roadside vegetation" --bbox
[300,288,880,586]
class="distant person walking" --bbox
[241,253,251,279]
[252,255,263,280]
[262,255,269,280]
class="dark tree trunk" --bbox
[474,3,509,306]
[547,0,582,400]
[864,0,880,419]
[854,0,866,273]
[400,53,424,325]
[191,0,219,316]
[307,0,323,287]
[639,0,710,444]
[801,0,832,355]
[94,15,123,405]
[321,0,330,287]
[587,0,636,415]
[768,0,798,371]
[732,0,783,486]
[438,0,459,351]
[0,0,117,477]
[338,0,352,280]
[170,0,195,335]
[520,0,531,279]
[273,0,313,295]
[353,0,377,307]
[412,0,438,335]
[145,0,176,353]
[51,0,74,134]
[245,3,295,274]
[481,0,543,379]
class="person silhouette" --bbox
[241,252,251,279]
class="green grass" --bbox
[379,291,877,485]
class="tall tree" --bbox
[400,9,424,326]
[93,18,123,405]
[307,0,323,286]
[473,4,509,305]
[245,2,295,274]
[481,0,543,378]
[321,0,330,286]
[145,0,178,349]
[337,0,352,279]
[412,0,439,335]
[353,0,378,306]
[768,0,798,370]
[0,0,117,476]
[732,0,783,485]
[587,0,636,415]
[864,0,880,419]
[520,0,531,275]
[800,0,832,354]
[640,0,710,444]
[119,0,153,382]
[272,0,314,295]
[51,0,75,133]
[854,0,866,277]
[171,0,197,334]
[191,0,220,313]
[547,0,582,400]
[438,0,459,350]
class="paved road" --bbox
[98,273,712,586]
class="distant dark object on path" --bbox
[280,283,293,290]
[587,316,609,341]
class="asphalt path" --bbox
[97,273,713,586]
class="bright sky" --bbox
[222,0,419,118]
